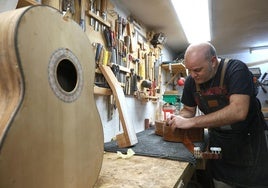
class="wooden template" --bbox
[99,65,138,148]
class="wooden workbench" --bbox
[94,152,195,188]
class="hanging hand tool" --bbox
[111,64,120,79]
[116,16,122,39]
[95,43,103,64]
[126,22,136,53]
[122,18,127,34]
[101,0,107,22]
[79,0,85,31]
[110,47,117,65]
[148,52,153,80]
[94,0,101,31]
[130,68,138,95]
[62,0,75,14]
[103,28,113,49]
[124,76,129,95]
[89,0,95,26]
[102,50,109,65]
[124,36,130,52]
[144,53,149,79]
[107,95,114,120]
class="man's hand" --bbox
[167,114,194,131]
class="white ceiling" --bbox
[114,0,268,64]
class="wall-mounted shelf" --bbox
[162,62,187,92]
[142,95,159,102]
[161,62,187,76]
[86,11,111,28]
[94,86,112,95]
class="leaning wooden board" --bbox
[94,152,195,188]
[99,65,138,148]
[0,5,103,188]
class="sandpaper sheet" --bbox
[104,127,207,165]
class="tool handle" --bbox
[103,28,112,47]
[96,0,101,13]
[101,0,107,15]
[95,43,103,64]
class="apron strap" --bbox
[196,82,201,92]
[220,58,229,87]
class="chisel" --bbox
[94,0,101,31]
[89,0,95,26]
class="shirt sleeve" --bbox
[225,59,255,96]
[181,76,197,107]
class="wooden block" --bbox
[116,133,132,148]
[154,120,204,142]
[155,120,164,136]
[163,125,204,142]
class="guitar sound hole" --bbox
[48,48,83,103]
[56,59,77,92]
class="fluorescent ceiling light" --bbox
[249,46,268,54]
[171,0,211,43]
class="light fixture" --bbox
[249,46,268,54]
[171,0,211,43]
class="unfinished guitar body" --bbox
[0,5,103,188]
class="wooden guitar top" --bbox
[0,5,103,188]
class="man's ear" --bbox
[211,56,217,67]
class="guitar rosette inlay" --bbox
[48,48,83,102]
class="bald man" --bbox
[168,42,268,187]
